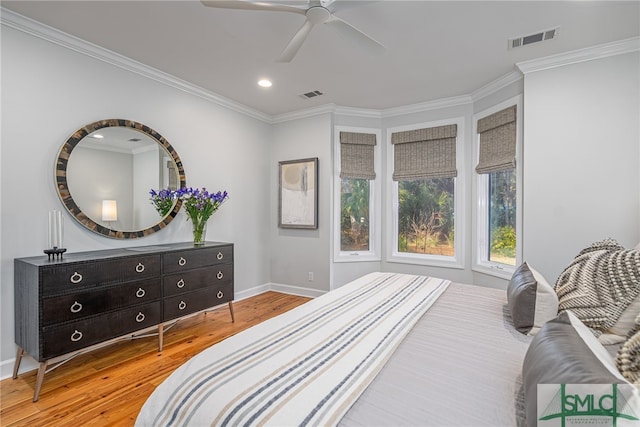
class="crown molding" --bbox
[0,7,272,124]
[381,95,473,118]
[269,104,338,124]
[271,94,476,124]
[516,36,640,74]
[471,70,523,102]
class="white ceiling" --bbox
[2,1,639,117]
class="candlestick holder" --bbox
[44,247,67,260]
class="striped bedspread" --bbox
[136,273,450,427]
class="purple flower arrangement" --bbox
[150,187,229,244]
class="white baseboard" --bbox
[1,282,324,381]
[234,283,271,301]
[0,352,38,381]
[269,282,327,298]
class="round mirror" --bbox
[56,119,186,239]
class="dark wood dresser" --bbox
[13,241,234,401]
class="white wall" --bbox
[522,52,640,282]
[0,26,272,369]
[270,114,332,293]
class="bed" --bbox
[136,272,533,426]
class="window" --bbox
[388,120,463,267]
[474,98,522,276]
[397,178,455,256]
[334,127,380,261]
[340,178,370,251]
[487,169,516,265]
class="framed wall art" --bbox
[278,157,318,229]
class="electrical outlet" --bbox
[308,272,314,281]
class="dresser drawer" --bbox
[163,282,233,321]
[163,246,232,274]
[41,302,161,359]
[163,264,233,297]
[41,278,161,326]
[41,255,160,296]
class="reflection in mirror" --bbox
[56,119,186,239]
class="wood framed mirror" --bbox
[55,119,186,239]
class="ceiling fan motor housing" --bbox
[306,6,331,25]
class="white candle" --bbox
[48,210,64,249]
[56,210,63,249]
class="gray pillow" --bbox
[507,262,558,335]
[522,311,629,427]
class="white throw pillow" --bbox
[528,265,559,336]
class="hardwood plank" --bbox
[0,292,310,426]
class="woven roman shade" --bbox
[391,124,457,181]
[476,105,517,174]
[340,131,376,180]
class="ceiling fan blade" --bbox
[277,19,315,62]
[200,1,306,15]
[326,15,384,54]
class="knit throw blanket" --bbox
[555,239,640,334]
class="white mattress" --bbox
[339,282,533,427]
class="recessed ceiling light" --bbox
[92,134,104,139]
[258,79,272,88]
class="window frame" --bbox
[333,126,382,262]
[472,96,523,279]
[385,117,466,269]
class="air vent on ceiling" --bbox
[128,138,142,142]
[300,90,324,99]
[508,27,559,50]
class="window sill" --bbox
[387,253,463,270]
[472,263,515,280]
[334,252,381,263]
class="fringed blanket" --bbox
[136,273,450,427]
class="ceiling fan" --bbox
[200,0,384,62]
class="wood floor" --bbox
[0,291,310,426]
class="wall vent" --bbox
[300,90,324,99]
[508,27,559,50]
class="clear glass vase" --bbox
[192,220,207,245]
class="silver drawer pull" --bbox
[216,271,224,280]
[70,330,83,342]
[135,263,145,273]
[70,272,83,284]
[178,301,187,310]
[176,279,185,288]
[70,301,83,313]
[136,288,146,298]
[135,312,145,323]
[217,291,224,299]
[217,252,224,260]
[178,257,187,266]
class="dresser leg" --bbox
[33,361,47,402]
[12,347,24,379]
[158,323,164,352]
[228,301,235,323]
